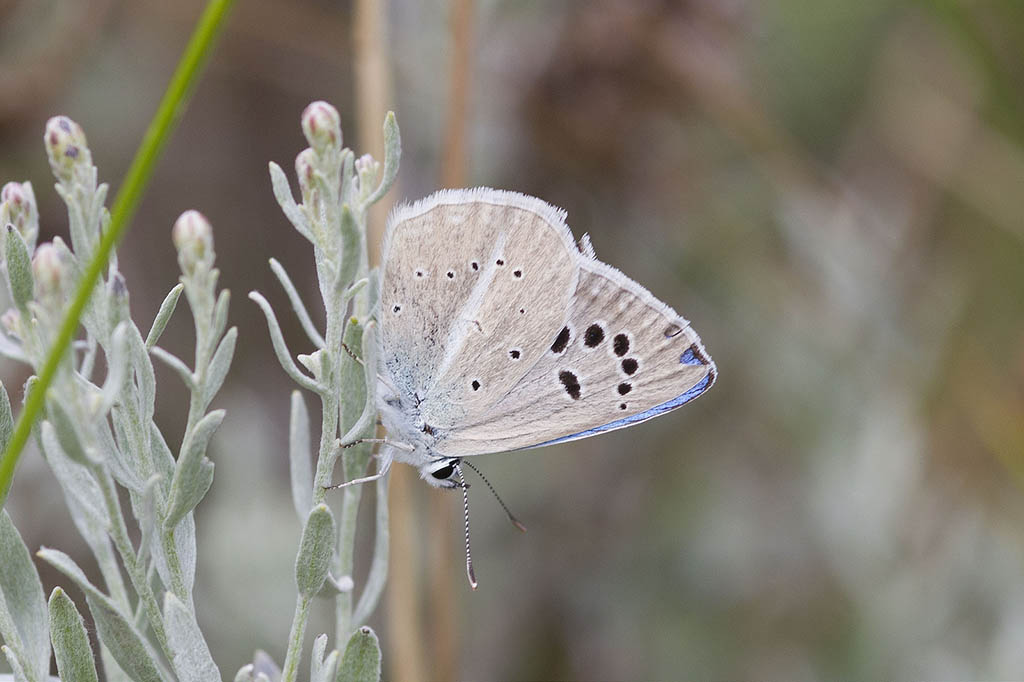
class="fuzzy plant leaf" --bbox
[0,510,49,682]
[212,289,231,345]
[248,291,322,394]
[364,112,400,206]
[163,592,220,682]
[151,511,197,600]
[164,408,224,529]
[310,634,339,682]
[48,587,99,682]
[1,644,30,682]
[269,258,324,348]
[336,626,381,682]
[86,593,166,682]
[145,283,183,349]
[46,399,93,466]
[336,204,360,291]
[295,504,335,598]
[339,320,373,476]
[351,472,388,628]
[128,324,158,426]
[96,321,131,417]
[268,162,314,244]
[0,382,13,502]
[203,325,236,406]
[289,390,313,520]
[0,383,12,452]
[39,421,109,532]
[4,224,33,313]
[37,548,166,682]
[150,345,198,392]
[150,421,176,491]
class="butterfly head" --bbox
[421,457,462,489]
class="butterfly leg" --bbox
[337,437,414,452]
[324,449,394,490]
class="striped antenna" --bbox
[454,463,477,590]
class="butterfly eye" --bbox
[430,461,456,480]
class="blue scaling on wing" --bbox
[531,370,715,449]
[680,346,704,365]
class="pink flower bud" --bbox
[32,242,67,299]
[0,181,37,244]
[295,148,318,203]
[301,101,342,155]
[44,116,90,184]
[172,210,215,273]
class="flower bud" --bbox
[172,210,215,274]
[44,116,91,184]
[301,101,342,156]
[295,148,318,205]
[32,242,68,301]
[1,182,39,249]
[353,153,376,175]
[354,153,380,196]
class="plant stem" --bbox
[95,467,173,661]
[281,594,312,682]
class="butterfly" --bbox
[338,188,715,586]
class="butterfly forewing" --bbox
[433,258,715,456]
[379,189,579,430]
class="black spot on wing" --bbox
[559,370,581,400]
[551,326,571,354]
[613,333,630,357]
[584,324,605,347]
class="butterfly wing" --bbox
[378,188,580,431]
[433,245,716,457]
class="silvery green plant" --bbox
[247,101,397,682]
[0,116,232,680]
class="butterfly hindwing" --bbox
[434,256,716,456]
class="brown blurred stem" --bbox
[428,1,475,680]
[351,0,428,678]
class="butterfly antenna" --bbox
[460,459,527,532]
[454,464,478,590]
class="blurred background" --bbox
[3,0,1024,679]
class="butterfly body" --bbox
[374,188,715,488]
